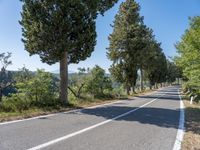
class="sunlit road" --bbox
[0,86,182,150]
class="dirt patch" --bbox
[182,100,200,150]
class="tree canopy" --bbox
[107,0,169,94]
[175,16,200,97]
[20,0,118,104]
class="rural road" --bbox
[0,86,183,150]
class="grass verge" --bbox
[0,99,119,122]
[182,100,200,150]
[0,87,159,123]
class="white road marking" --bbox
[0,100,122,126]
[173,89,185,150]
[0,89,162,126]
[27,94,164,150]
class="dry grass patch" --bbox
[0,99,120,123]
[0,87,160,123]
[182,100,200,150]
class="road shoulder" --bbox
[0,87,161,124]
[181,100,200,150]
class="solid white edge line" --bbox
[0,100,122,126]
[173,89,185,150]
[0,89,162,126]
[27,94,164,150]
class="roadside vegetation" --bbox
[182,100,200,150]
[175,17,200,149]
[0,0,181,121]
[175,16,200,103]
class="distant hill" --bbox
[50,70,75,74]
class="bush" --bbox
[0,94,31,112]
[15,69,59,107]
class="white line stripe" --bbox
[173,89,185,150]
[0,100,122,126]
[27,95,164,150]
[0,88,163,126]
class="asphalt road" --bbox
[0,86,182,150]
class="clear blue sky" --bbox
[0,0,199,72]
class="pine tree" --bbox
[20,0,118,105]
[175,16,200,96]
[107,0,144,94]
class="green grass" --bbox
[0,87,158,122]
[0,98,118,122]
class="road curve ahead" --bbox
[0,86,182,150]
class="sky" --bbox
[0,0,199,73]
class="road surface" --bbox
[0,86,182,150]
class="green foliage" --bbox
[107,0,143,94]
[147,47,168,87]
[0,69,59,112]
[0,93,31,112]
[107,0,167,93]
[68,68,88,98]
[20,0,118,63]
[85,65,113,98]
[14,66,34,82]
[0,52,12,69]
[20,0,118,104]
[0,52,15,101]
[175,16,200,100]
[166,60,182,83]
[16,69,58,107]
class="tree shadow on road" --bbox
[66,104,181,130]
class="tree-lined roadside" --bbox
[175,16,200,103]
[0,0,181,120]
[0,86,181,150]
[0,85,162,122]
[107,0,181,95]
[175,16,200,150]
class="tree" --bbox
[166,60,182,84]
[14,66,33,82]
[20,0,118,105]
[16,69,58,106]
[86,65,112,97]
[147,48,167,89]
[107,0,144,94]
[0,52,14,101]
[68,68,87,99]
[137,27,156,91]
[175,16,200,97]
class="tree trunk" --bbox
[60,52,68,106]
[140,68,144,91]
[155,83,158,89]
[177,78,180,85]
[131,83,136,94]
[126,86,130,95]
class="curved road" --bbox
[0,86,182,150]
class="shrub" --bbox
[0,94,31,112]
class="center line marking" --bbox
[27,94,165,150]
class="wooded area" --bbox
[0,0,182,114]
